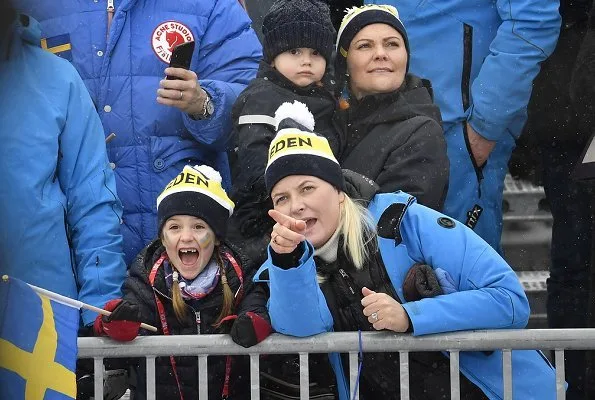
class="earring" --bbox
[339,81,350,110]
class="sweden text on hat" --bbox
[265,101,345,193]
[157,165,235,238]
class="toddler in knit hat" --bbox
[228,0,341,250]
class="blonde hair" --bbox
[338,194,377,269]
[170,247,234,325]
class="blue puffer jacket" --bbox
[258,192,558,399]
[17,0,262,264]
[0,15,126,326]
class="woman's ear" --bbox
[339,191,346,204]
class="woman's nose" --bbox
[290,199,305,215]
[374,45,388,60]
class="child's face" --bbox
[161,215,218,280]
[271,48,326,87]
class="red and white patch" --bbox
[151,20,195,63]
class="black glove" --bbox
[403,263,443,302]
[230,312,272,348]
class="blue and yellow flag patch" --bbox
[41,34,72,61]
[0,276,78,400]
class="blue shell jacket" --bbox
[369,0,560,142]
[366,0,561,251]
[17,0,263,264]
[0,15,126,326]
[257,192,559,399]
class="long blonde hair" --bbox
[338,194,377,269]
[170,248,234,325]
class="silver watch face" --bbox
[206,97,214,116]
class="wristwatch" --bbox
[193,90,214,120]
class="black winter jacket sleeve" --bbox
[377,117,448,210]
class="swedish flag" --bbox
[41,34,73,61]
[0,276,78,400]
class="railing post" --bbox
[349,351,359,400]
[93,357,104,400]
[146,356,156,400]
[299,352,309,400]
[250,353,260,400]
[449,350,460,400]
[502,349,512,400]
[555,349,566,400]
[198,355,208,399]
[399,351,410,400]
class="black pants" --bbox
[542,144,595,399]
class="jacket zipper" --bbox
[106,0,115,40]
[195,310,201,334]
[461,23,483,197]
[461,23,472,111]
[152,287,202,334]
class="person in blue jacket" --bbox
[15,0,263,265]
[255,102,559,399]
[359,0,561,251]
[0,3,126,328]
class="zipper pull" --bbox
[107,0,114,12]
[195,311,201,334]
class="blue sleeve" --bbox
[182,0,262,151]
[265,242,334,337]
[399,204,530,335]
[468,0,560,141]
[58,66,127,326]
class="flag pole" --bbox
[15,278,158,332]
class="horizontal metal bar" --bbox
[503,215,552,222]
[78,329,595,358]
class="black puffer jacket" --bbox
[227,61,340,273]
[335,74,449,211]
[124,240,269,400]
[570,0,595,135]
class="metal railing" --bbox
[502,174,551,222]
[79,329,595,400]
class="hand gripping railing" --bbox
[78,328,595,400]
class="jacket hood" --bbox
[342,169,379,203]
[2,14,40,59]
[349,74,442,127]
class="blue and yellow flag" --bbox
[0,276,78,400]
[40,34,73,61]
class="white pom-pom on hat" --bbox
[274,100,315,131]
[192,164,222,183]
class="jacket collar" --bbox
[257,60,337,96]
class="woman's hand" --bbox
[156,67,207,116]
[268,209,306,254]
[466,123,495,167]
[361,287,410,332]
